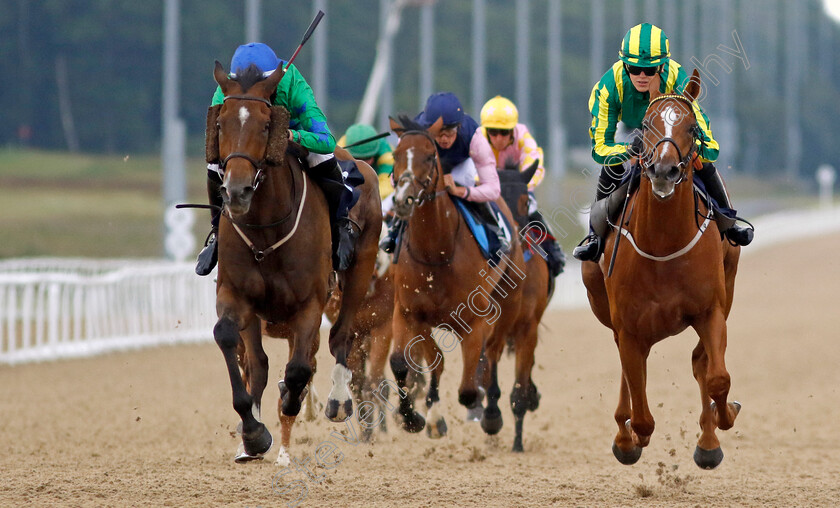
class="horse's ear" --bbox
[521,158,540,185]
[648,72,663,101]
[214,60,232,95]
[205,105,222,163]
[265,106,291,165]
[258,65,285,98]
[683,68,701,102]
[389,116,406,137]
[427,116,444,137]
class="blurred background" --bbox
[0,0,838,259]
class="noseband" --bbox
[396,130,446,206]
[218,94,274,190]
[640,94,703,184]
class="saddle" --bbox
[451,198,513,266]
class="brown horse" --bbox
[582,70,741,469]
[387,115,525,439]
[495,163,554,451]
[323,253,395,441]
[207,61,381,463]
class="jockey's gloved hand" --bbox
[628,136,645,158]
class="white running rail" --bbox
[0,260,216,365]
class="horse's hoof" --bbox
[274,446,290,467]
[465,404,484,422]
[693,445,724,470]
[402,412,426,433]
[242,423,273,458]
[480,409,504,435]
[612,442,643,465]
[325,398,353,422]
[361,426,375,443]
[426,417,448,439]
[512,437,524,453]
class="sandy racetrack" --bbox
[1,235,839,507]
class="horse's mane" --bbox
[232,64,267,93]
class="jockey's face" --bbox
[487,128,513,152]
[435,126,458,149]
[627,65,661,93]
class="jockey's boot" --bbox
[196,175,223,276]
[475,202,510,254]
[573,165,624,262]
[696,163,754,246]
[308,157,359,271]
[379,217,403,254]
[529,210,565,277]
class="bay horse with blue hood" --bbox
[582,70,742,469]
[206,61,381,463]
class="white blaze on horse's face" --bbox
[239,106,250,127]
[659,106,675,160]
[394,147,416,218]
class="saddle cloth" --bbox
[451,197,513,266]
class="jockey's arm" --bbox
[588,76,632,167]
[670,63,720,163]
[465,130,501,202]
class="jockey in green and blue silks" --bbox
[197,42,359,275]
[573,23,753,263]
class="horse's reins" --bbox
[611,93,713,265]
[218,94,308,262]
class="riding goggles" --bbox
[486,128,513,137]
[625,64,660,76]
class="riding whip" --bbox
[284,10,325,71]
[607,166,634,278]
[342,132,390,150]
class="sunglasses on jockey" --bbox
[486,128,513,137]
[625,64,661,76]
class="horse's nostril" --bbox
[242,186,254,200]
[220,186,230,202]
[668,166,680,180]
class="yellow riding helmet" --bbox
[619,23,670,67]
[480,96,518,130]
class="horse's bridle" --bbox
[640,94,703,184]
[218,94,273,191]
[395,130,447,207]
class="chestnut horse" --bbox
[387,115,525,439]
[496,163,554,451]
[582,70,741,469]
[207,62,380,463]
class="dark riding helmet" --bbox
[417,92,464,128]
[230,42,281,77]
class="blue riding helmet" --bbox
[417,92,464,128]
[230,42,280,76]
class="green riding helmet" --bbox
[619,23,670,67]
[344,123,379,159]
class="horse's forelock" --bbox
[232,64,267,94]
[397,114,425,133]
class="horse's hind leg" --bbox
[214,306,272,462]
[691,308,741,470]
[422,332,447,439]
[510,320,540,452]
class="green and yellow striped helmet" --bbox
[619,23,670,67]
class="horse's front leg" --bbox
[233,318,271,462]
[480,336,505,437]
[388,309,428,433]
[458,320,492,411]
[616,330,655,450]
[691,307,741,469]
[214,292,272,462]
[510,319,540,452]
